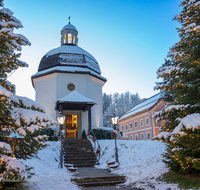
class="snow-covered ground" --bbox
[96,140,179,190]
[22,140,179,190]
[22,141,80,190]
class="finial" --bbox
[68,16,71,24]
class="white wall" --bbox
[33,72,104,134]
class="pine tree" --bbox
[154,0,200,176]
[0,0,56,185]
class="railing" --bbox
[89,129,101,162]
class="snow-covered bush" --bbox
[154,0,200,176]
[0,0,56,187]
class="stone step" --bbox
[72,176,126,183]
[64,150,93,154]
[65,157,97,161]
[64,147,91,150]
[72,163,95,167]
[64,160,97,165]
[73,180,126,187]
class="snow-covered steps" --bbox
[63,138,97,167]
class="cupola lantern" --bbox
[61,17,78,46]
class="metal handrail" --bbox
[89,129,101,162]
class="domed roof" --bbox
[38,45,101,74]
[62,23,78,32]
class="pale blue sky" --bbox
[5,0,182,100]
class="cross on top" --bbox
[68,16,71,24]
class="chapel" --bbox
[31,21,107,138]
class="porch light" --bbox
[57,112,65,169]
[111,116,119,126]
[111,113,119,164]
[57,113,66,125]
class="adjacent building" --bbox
[118,93,165,140]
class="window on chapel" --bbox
[68,33,72,43]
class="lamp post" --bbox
[111,114,119,164]
[57,112,66,169]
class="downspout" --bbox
[148,111,154,139]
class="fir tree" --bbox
[0,0,56,185]
[154,0,200,176]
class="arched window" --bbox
[73,35,76,44]
[64,34,67,44]
[68,33,72,43]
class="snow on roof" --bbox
[57,90,96,104]
[32,66,107,82]
[119,93,162,121]
[62,23,78,32]
[44,45,97,62]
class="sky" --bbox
[4,0,182,100]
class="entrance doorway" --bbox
[66,114,77,138]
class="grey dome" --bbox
[38,45,101,74]
[62,23,78,32]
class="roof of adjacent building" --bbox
[118,93,162,121]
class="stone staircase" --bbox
[63,138,97,167]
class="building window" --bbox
[68,33,72,43]
[64,34,67,43]
[135,134,138,140]
[73,35,76,44]
[134,121,137,128]
[146,117,149,126]
[130,135,133,140]
[125,124,128,131]
[130,123,132,130]
[121,126,124,132]
[141,133,144,140]
[67,83,75,91]
[140,119,144,127]
[147,132,151,140]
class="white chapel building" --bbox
[31,22,107,138]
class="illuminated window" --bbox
[73,35,76,44]
[68,33,72,43]
[64,34,67,43]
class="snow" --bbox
[62,23,78,32]
[57,89,96,104]
[154,132,171,140]
[32,65,107,82]
[171,113,200,137]
[45,45,97,63]
[11,107,56,127]
[22,141,80,190]
[96,140,179,189]
[119,93,162,121]
[0,155,27,181]
[0,142,13,153]
[17,96,46,112]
